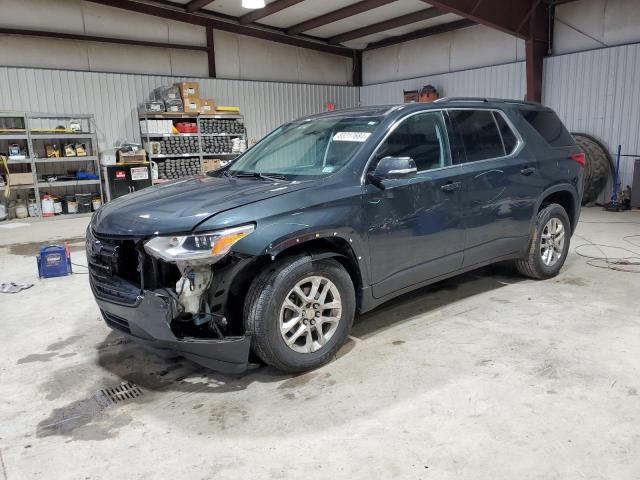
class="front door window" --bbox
[371,112,450,173]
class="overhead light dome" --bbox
[242,0,266,9]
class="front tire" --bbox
[244,256,355,372]
[515,203,571,279]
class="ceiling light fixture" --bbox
[242,0,266,9]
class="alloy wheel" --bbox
[279,276,342,354]
[540,217,566,267]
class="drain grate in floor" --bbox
[99,381,144,406]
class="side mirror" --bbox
[367,156,417,189]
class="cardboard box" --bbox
[8,172,34,186]
[202,159,221,173]
[117,150,147,164]
[175,82,200,100]
[183,98,201,114]
[199,99,216,114]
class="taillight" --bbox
[570,152,586,167]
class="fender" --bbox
[532,183,579,231]
[230,221,371,287]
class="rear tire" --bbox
[244,256,355,373]
[515,203,571,279]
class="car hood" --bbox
[92,175,310,237]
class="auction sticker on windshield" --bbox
[333,131,371,142]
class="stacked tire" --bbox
[159,137,199,155]
[202,136,233,154]
[157,158,201,180]
[200,118,245,135]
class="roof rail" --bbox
[433,97,543,107]
[433,97,490,103]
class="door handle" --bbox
[441,181,462,192]
[520,166,536,176]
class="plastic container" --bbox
[15,199,29,219]
[28,198,39,217]
[76,193,92,213]
[64,195,78,214]
[92,196,102,211]
[53,196,63,215]
[41,195,55,217]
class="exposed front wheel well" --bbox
[273,238,364,313]
[539,190,576,232]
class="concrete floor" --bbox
[1,208,640,479]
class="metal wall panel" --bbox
[0,67,359,155]
[543,43,640,196]
[360,62,527,106]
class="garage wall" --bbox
[360,61,526,105]
[362,24,526,85]
[0,66,359,153]
[213,31,353,85]
[0,0,353,85]
[554,0,640,55]
[543,42,640,197]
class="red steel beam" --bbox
[206,24,216,77]
[84,0,354,57]
[525,4,548,102]
[0,27,208,51]
[352,50,363,86]
[365,18,475,49]
[239,0,306,25]
[329,7,445,44]
[415,0,550,101]
[418,0,542,40]
[286,0,399,35]
[185,0,215,13]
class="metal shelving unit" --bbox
[0,112,103,218]
[138,112,247,183]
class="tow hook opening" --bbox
[170,311,228,339]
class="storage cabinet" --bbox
[104,164,152,201]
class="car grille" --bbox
[87,229,143,305]
[87,228,181,304]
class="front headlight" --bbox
[143,224,255,263]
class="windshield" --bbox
[226,115,383,180]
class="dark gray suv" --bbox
[87,98,584,373]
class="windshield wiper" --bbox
[232,172,287,181]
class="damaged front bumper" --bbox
[90,275,251,374]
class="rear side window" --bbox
[520,109,575,147]
[449,110,504,162]
[494,112,518,154]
